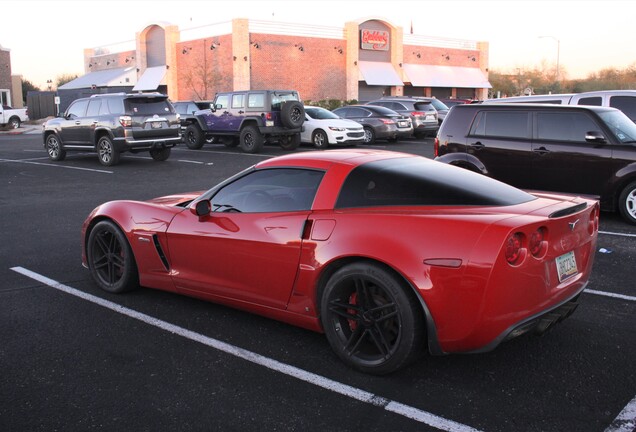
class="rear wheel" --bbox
[46,134,66,161]
[279,134,300,150]
[239,125,264,154]
[618,181,636,224]
[87,220,139,294]
[184,124,204,149]
[9,117,20,129]
[97,136,120,166]
[320,262,425,375]
[150,147,171,161]
[312,130,329,149]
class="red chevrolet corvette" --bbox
[82,150,598,374]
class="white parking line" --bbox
[605,394,636,432]
[599,230,636,238]
[11,266,481,432]
[585,289,636,302]
[178,160,205,164]
[0,158,113,174]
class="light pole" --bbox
[539,36,560,82]
[46,79,53,91]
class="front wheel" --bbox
[618,181,636,224]
[97,136,120,166]
[312,130,329,149]
[320,262,425,375]
[46,134,66,161]
[184,124,204,149]
[150,147,171,161]
[87,220,139,293]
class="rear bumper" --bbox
[114,136,181,151]
[259,126,302,136]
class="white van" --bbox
[485,90,636,122]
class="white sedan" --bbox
[301,106,365,149]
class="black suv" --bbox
[181,90,304,153]
[44,93,181,166]
[435,103,636,224]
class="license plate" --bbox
[151,121,162,129]
[556,251,578,282]
[426,115,435,120]
[398,121,408,127]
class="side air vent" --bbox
[152,234,170,271]
[549,202,587,218]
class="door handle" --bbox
[469,141,484,149]
[75,121,81,125]
[533,147,550,155]
[238,110,244,114]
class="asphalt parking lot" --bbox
[1,132,635,432]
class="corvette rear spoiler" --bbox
[549,202,587,218]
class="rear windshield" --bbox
[125,98,174,115]
[336,157,535,208]
[271,92,300,111]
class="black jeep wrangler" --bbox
[182,90,305,153]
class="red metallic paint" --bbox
[82,150,599,353]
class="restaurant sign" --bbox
[360,29,389,51]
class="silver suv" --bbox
[43,93,181,166]
[366,97,441,137]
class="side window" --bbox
[348,108,370,117]
[98,99,110,115]
[211,169,325,213]
[248,93,265,108]
[609,96,636,121]
[334,108,349,117]
[537,112,600,142]
[470,111,529,138]
[66,100,89,119]
[215,95,229,109]
[232,94,244,109]
[393,102,407,110]
[577,97,602,106]
[86,99,101,117]
[107,98,125,115]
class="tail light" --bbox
[119,115,132,127]
[505,232,525,265]
[434,137,439,156]
[588,203,599,235]
[411,111,424,117]
[381,119,396,125]
[265,112,273,120]
[529,227,548,258]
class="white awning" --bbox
[403,64,492,88]
[58,67,136,90]
[358,61,404,86]
[133,66,167,91]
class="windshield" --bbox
[599,110,636,143]
[271,92,300,111]
[430,99,449,111]
[306,107,340,120]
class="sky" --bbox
[1,0,635,89]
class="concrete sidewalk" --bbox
[0,124,42,135]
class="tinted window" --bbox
[577,97,602,106]
[336,158,534,208]
[430,99,449,111]
[367,106,399,116]
[347,108,370,117]
[232,94,244,109]
[471,111,530,138]
[107,98,124,115]
[333,108,349,117]
[609,96,636,121]
[598,110,636,143]
[212,168,324,213]
[66,99,89,119]
[86,99,101,117]
[126,98,173,115]
[537,112,600,141]
[414,102,435,111]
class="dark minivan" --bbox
[435,103,636,224]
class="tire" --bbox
[618,181,636,224]
[9,117,20,129]
[363,127,375,144]
[184,124,204,149]
[97,136,120,166]
[45,134,66,161]
[312,130,329,149]
[87,220,139,294]
[320,262,425,375]
[150,147,171,161]
[239,125,264,154]
[279,133,301,150]
[221,137,239,148]
[280,101,305,129]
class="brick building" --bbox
[0,44,25,108]
[61,17,491,109]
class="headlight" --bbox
[329,127,346,132]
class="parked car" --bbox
[0,104,29,129]
[172,100,215,145]
[43,93,181,166]
[332,105,412,144]
[82,149,598,374]
[366,97,438,137]
[435,103,636,224]
[301,106,364,149]
[484,90,636,122]
[179,90,304,153]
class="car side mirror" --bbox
[191,199,211,217]
[585,131,607,144]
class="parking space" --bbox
[1,134,635,432]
